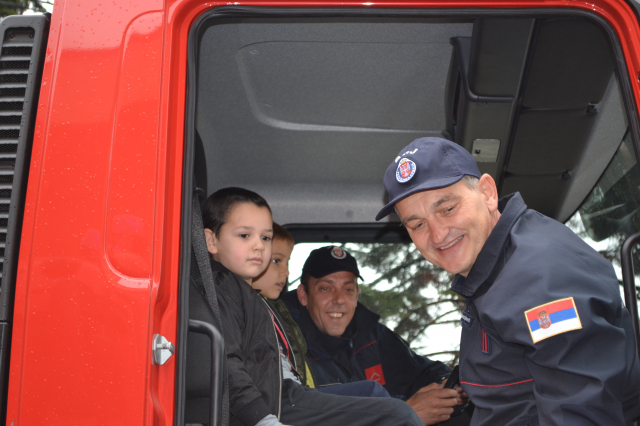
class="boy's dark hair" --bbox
[203,187,271,236]
[272,222,294,245]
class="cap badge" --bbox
[396,158,416,183]
[330,247,347,259]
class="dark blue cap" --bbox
[302,246,363,280]
[375,137,481,221]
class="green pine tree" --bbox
[346,243,465,367]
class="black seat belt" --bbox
[191,188,230,426]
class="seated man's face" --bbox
[297,271,359,338]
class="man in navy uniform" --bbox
[281,246,469,425]
[375,137,640,426]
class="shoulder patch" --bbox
[524,297,582,344]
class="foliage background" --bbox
[0,0,50,17]
[346,242,465,367]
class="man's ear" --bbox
[204,228,218,255]
[478,174,499,213]
[297,284,308,307]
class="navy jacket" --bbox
[281,290,451,399]
[451,193,640,426]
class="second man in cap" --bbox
[281,246,468,425]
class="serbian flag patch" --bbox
[524,297,582,344]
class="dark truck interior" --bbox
[176,7,640,425]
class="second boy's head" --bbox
[252,223,295,299]
[203,187,273,284]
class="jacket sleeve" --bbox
[216,272,274,426]
[488,237,632,425]
[377,323,451,398]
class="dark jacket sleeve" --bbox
[487,229,634,425]
[377,323,451,398]
[216,271,274,426]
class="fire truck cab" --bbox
[0,0,639,424]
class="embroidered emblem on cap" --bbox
[330,247,347,259]
[395,158,416,183]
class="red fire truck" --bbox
[0,0,639,424]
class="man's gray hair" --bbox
[462,175,479,190]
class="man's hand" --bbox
[441,378,469,406]
[454,384,469,406]
[405,382,458,425]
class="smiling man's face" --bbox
[395,174,501,277]
[297,270,359,338]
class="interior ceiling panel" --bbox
[197,18,473,224]
[237,41,452,131]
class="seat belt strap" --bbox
[191,190,230,426]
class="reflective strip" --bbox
[354,340,377,354]
[461,379,533,387]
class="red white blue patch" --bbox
[525,297,582,344]
[396,158,416,183]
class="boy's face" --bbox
[251,238,294,299]
[204,203,273,283]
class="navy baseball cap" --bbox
[375,137,481,221]
[302,246,363,280]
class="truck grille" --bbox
[0,16,49,420]
[0,28,33,282]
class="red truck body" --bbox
[2,0,640,424]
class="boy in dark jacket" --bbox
[251,223,390,399]
[202,187,424,426]
[249,222,315,388]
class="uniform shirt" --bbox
[451,192,640,426]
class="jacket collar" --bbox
[450,192,527,297]
[210,258,226,273]
[209,258,260,293]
